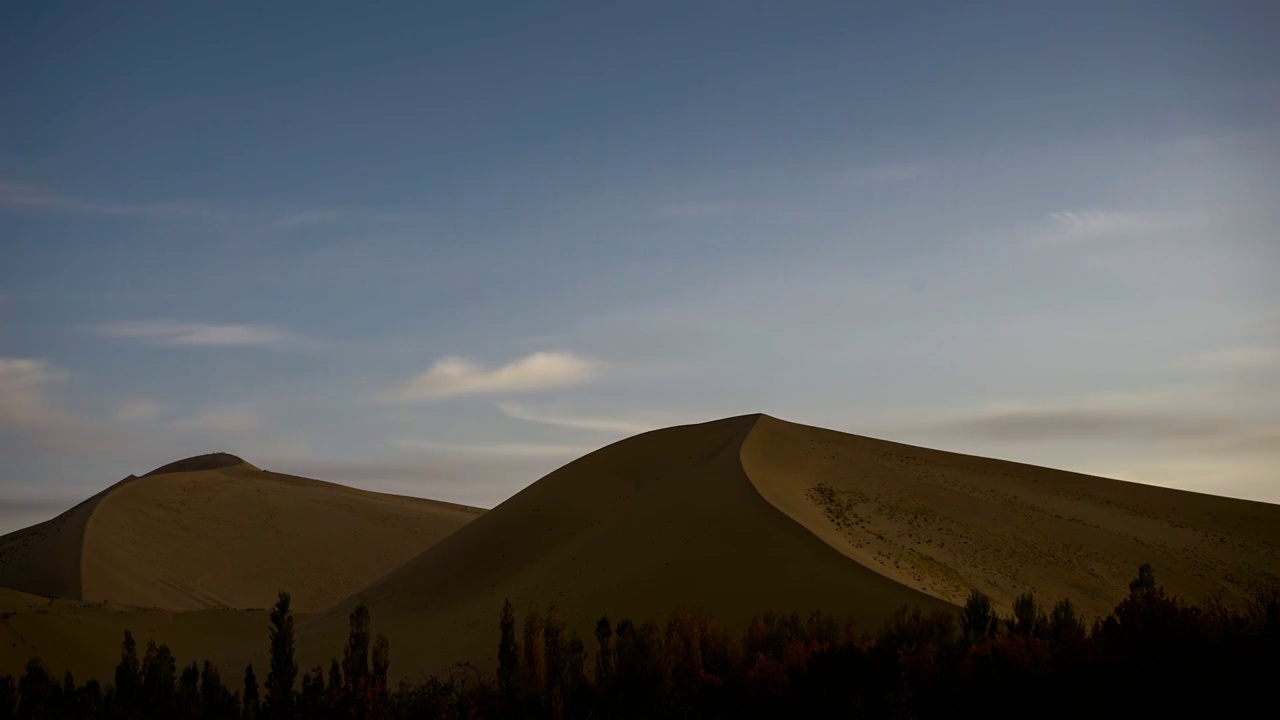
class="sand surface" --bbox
[741,415,1280,618]
[0,458,483,613]
[289,415,955,681]
[4,416,1278,682]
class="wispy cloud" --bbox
[499,403,661,434]
[1192,345,1280,371]
[1032,209,1177,245]
[173,406,263,434]
[0,357,116,451]
[0,358,65,431]
[114,398,167,422]
[384,351,601,402]
[0,176,234,220]
[894,385,1273,447]
[655,199,791,220]
[94,321,297,347]
[923,405,1239,443]
[391,438,598,458]
[837,160,932,186]
[0,173,427,228]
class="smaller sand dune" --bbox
[0,456,484,613]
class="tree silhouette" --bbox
[141,640,176,714]
[266,591,297,720]
[341,605,371,690]
[1010,591,1043,637]
[243,664,260,720]
[1048,598,1085,644]
[178,661,200,715]
[595,615,615,687]
[371,634,391,710]
[201,660,237,718]
[0,674,14,719]
[297,667,325,718]
[522,606,547,693]
[114,630,141,710]
[325,659,343,711]
[961,589,998,642]
[17,658,58,719]
[1130,563,1157,594]
[498,599,519,691]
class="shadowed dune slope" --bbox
[292,415,953,681]
[0,476,136,601]
[741,415,1280,617]
[0,458,484,613]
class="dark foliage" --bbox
[3,564,1278,718]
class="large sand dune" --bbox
[291,415,954,680]
[0,454,483,613]
[285,414,1279,681]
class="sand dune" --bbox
[283,414,1280,681]
[0,454,483,613]
[5,416,1279,683]
[290,415,954,680]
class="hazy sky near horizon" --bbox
[2,1,1278,533]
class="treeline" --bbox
[2,564,1278,719]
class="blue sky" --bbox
[2,1,1278,533]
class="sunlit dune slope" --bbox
[292,415,953,680]
[0,455,483,613]
[742,415,1280,617]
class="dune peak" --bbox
[143,452,255,476]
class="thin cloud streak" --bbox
[0,357,120,452]
[173,407,264,434]
[837,160,933,186]
[114,399,167,422]
[0,173,428,228]
[925,407,1244,443]
[891,384,1276,449]
[384,351,601,402]
[1192,345,1280,370]
[391,439,598,458]
[95,321,296,347]
[1033,209,1179,246]
[499,403,662,435]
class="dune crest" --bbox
[142,452,257,476]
